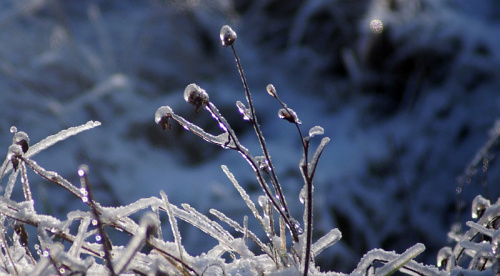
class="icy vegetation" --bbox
[0,0,500,275]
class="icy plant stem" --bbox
[0,121,101,177]
[19,163,33,204]
[160,191,184,262]
[0,225,18,275]
[78,165,115,275]
[4,169,19,200]
[113,225,147,274]
[21,157,82,199]
[69,217,91,258]
[230,44,297,242]
[374,243,425,276]
[301,165,313,276]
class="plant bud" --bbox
[7,144,23,171]
[155,106,174,130]
[220,25,237,47]
[266,84,277,98]
[12,131,29,153]
[278,108,301,124]
[471,195,490,219]
[184,83,209,113]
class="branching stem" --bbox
[230,44,298,242]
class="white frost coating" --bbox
[465,221,495,237]
[27,120,101,159]
[308,137,330,177]
[22,158,82,199]
[308,126,324,138]
[69,217,91,258]
[101,196,163,222]
[160,191,184,261]
[1,121,101,184]
[209,208,272,259]
[173,203,234,250]
[312,228,341,257]
[114,213,158,274]
[374,243,425,276]
[221,165,262,223]
[353,244,445,276]
[4,169,19,199]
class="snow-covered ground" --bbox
[1,0,499,273]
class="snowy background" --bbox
[1,0,500,272]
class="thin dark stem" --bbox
[169,105,297,242]
[0,227,18,275]
[79,166,116,276]
[302,169,313,276]
[230,44,297,242]
[273,93,313,276]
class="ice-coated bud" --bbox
[258,195,268,208]
[278,108,301,124]
[155,106,174,130]
[140,212,160,238]
[220,25,237,47]
[236,101,252,121]
[12,131,29,153]
[471,195,490,219]
[7,144,23,171]
[437,246,452,268]
[255,156,269,171]
[184,83,209,113]
[266,84,277,98]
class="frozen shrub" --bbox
[0,23,498,276]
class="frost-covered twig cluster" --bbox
[0,23,499,275]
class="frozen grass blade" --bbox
[209,208,274,260]
[0,226,18,275]
[374,243,425,276]
[308,137,330,181]
[68,217,91,258]
[3,169,19,199]
[19,163,33,205]
[221,165,263,224]
[160,191,184,262]
[311,228,341,257]
[0,121,101,177]
[114,213,158,274]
